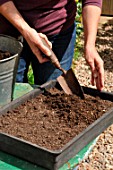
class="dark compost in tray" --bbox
[0,87,113,151]
[0,50,12,60]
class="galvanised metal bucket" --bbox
[0,34,23,107]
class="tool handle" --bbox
[41,38,66,74]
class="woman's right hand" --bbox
[0,1,52,63]
[23,28,52,63]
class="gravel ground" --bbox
[73,17,113,170]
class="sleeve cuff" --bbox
[0,0,12,6]
[82,0,102,9]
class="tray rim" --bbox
[0,80,113,169]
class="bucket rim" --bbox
[0,34,23,49]
[0,34,23,63]
[0,34,19,42]
[0,53,18,63]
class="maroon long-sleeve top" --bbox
[0,0,102,37]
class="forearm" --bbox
[82,5,104,91]
[0,1,31,37]
[82,5,101,48]
[0,1,51,62]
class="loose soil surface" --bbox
[0,87,113,150]
[0,50,11,60]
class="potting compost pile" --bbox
[0,87,113,150]
[0,50,11,60]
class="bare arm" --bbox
[0,1,52,63]
[82,5,104,90]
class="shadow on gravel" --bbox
[96,18,113,72]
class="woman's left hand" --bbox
[84,45,104,91]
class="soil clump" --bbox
[0,50,11,60]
